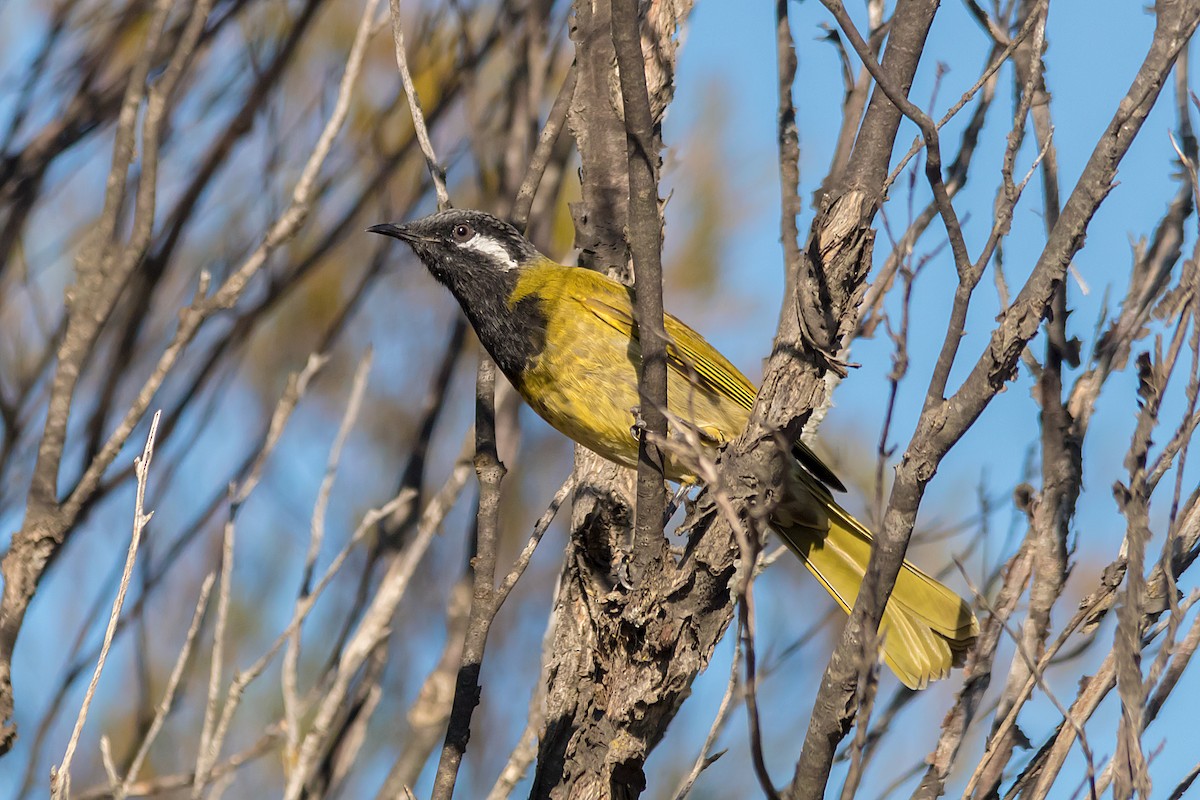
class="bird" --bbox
[369,208,979,688]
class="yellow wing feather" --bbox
[570,275,845,489]
[578,295,759,412]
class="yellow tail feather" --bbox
[773,472,979,690]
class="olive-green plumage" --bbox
[370,209,979,689]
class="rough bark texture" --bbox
[530,1,695,797]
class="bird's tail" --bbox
[772,472,979,689]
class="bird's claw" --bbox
[629,406,645,440]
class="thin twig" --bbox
[739,579,781,800]
[283,349,374,763]
[510,65,577,228]
[484,568,567,800]
[494,476,575,606]
[98,736,120,796]
[671,636,740,800]
[431,358,506,799]
[77,725,285,800]
[388,0,450,209]
[51,410,161,799]
[120,572,217,798]
[284,441,474,798]
[193,509,237,797]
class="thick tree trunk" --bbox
[531,1,695,796]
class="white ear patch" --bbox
[460,236,519,271]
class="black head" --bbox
[369,209,550,382]
[367,209,540,285]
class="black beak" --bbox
[367,222,413,241]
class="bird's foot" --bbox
[629,406,645,440]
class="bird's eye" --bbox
[451,223,475,243]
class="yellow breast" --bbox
[509,263,753,481]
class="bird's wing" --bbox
[578,292,846,492]
[579,296,757,408]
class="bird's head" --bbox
[368,209,553,380]
[368,209,542,286]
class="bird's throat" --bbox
[445,266,548,384]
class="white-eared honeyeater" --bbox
[369,209,978,688]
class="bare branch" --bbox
[612,0,669,581]
[388,0,450,209]
[51,410,161,799]
[431,357,507,799]
[120,572,217,799]
[285,438,473,798]
[671,638,740,800]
